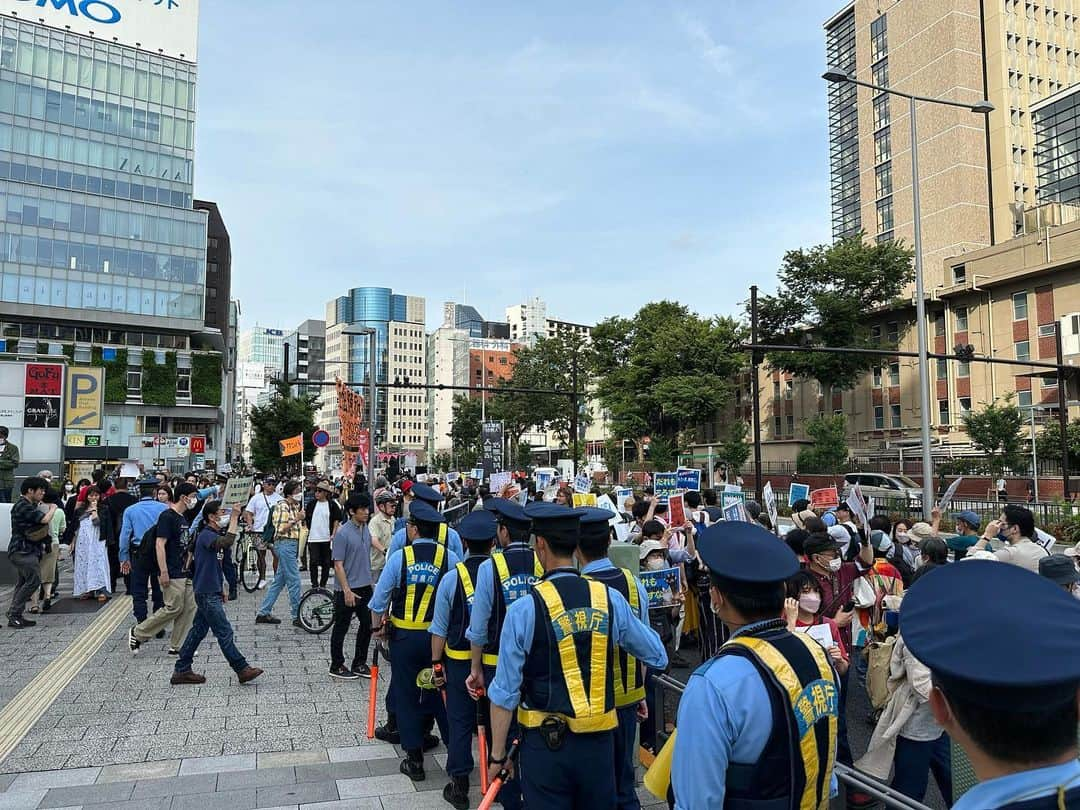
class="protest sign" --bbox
[445,472,460,482]
[723,483,743,494]
[676,468,701,492]
[721,491,745,509]
[595,494,620,519]
[489,471,512,493]
[535,471,554,492]
[762,482,778,533]
[723,502,749,523]
[845,484,869,528]
[1035,528,1057,553]
[866,496,876,519]
[937,477,964,512]
[573,471,592,494]
[639,567,682,608]
[543,485,560,501]
[798,623,836,650]
[668,494,686,527]
[516,488,529,506]
[614,486,632,505]
[572,493,597,507]
[788,483,810,506]
[654,472,679,500]
[613,522,631,543]
[810,487,840,510]
[222,476,254,506]
[470,468,484,481]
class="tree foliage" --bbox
[248,379,320,474]
[962,396,1026,476]
[756,234,915,390]
[429,451,453,473]
[718,420,751,474]
[450,394,483,471]
[796,414,849,474]
[590,301,744,463]
[1035,418,1080,463]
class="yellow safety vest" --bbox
[389,543,447,630]
[445,561,498,666]
[585,568,646,707]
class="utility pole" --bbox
[1057,323,1070,499]
[750,286,764,502]
[570,351,580,474]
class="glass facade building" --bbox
[826,5,861,239]
[1034,85,1080,205]
[0,16,206,329]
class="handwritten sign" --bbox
[810,487,840,510]
[763,482,778,534]
[676,468,701,492]
[668,493,686,527]
[222,476,254,506]
[489,471,512,493]
[640,567,682,607]
[573,472,592,494]
[654,472,679,500]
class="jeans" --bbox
[8,550,41,619]
[258,540,301,620]
[175,592,249,674]
[890,734,953,805]
[329,587,372,669]
[129,552,164,623]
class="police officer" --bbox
[487,503,668,808]
[901,561,1080,809]
[671,521,839,809]
[464,497,541,810]
[429,510,498,809]
[385,482,464,560]
[369,500,459,780]
[577,507,651,810]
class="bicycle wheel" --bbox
[298,588,335,634]
[239,537,260,593]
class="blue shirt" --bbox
[387,524,464,562]
[487,570,668,711]
[429,554,486,639]
[953,759,1080,810]
[581,558,650,623]
[119,497,167,564]
[465,543,526,647]
[369,538,462,615]
[672,620,838,809]
[192,526,228,595]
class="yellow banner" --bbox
[279,434,303,457]
[572,493,597,507]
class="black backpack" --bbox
[136,525,159,572]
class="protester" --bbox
[242,476,282,589]
[7,476,56,628]
[554,485,574,506]
[120,477,168,625]
[305,481,342,590]
[0,426,19,502]
[368,490,394,583]
[972,505,1049,573]
[255,480,304,627]
[1039,554,1080,596]
[328,493,375,680]
[783,570,848,675]
[911,537,949,584]
[944,509,982,561]
[29,489,65,614]
[71,485,113,602]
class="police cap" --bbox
[410,482,443,505]
[524,502,584,537]
[902,561,1080,709]
[408,501,446,526]
[457,510,497,543]
[697,521,799,589]
[486,498,531,530]
[578,507,614,540]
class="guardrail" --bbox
[648,672,932,810]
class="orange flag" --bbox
[279,434,303,457]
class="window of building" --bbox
[955,306,968,332]
[1038,323,1057,337]
[939,399,950,425]
[207,262,218,274]
[873,59,889,89]
[1043,375,1059,388]
[126,369,141,396]
[1013,291,1028,319]
[876,196,894,234]
[784,380,793,400]
[937,359,947,380]
[773,416,782,436]
[875,129,892,164]
[874,405,885,429]
[873,366,882,387]
[871,324,882,342]
[891,404,902,428]
[176,369,190,397]
[958,361,970,378]
[873,93,890,131]
[959,396,972,415]
[887,322,899,344]
[773,381,781,399]
[889,362,900,385]
[786,414,795,435]
[875,162,892,198]
[934,312,946,336]
[1016,340,1031,360]
[871,15,888,62]
[1018,389,1033,408]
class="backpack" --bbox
[261,503,277,545]
[136,524,159,573]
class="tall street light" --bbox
[342,326,378,485]
[822,68,993,519]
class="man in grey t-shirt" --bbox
[329,493,374,680]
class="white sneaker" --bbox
[257,579,267,589]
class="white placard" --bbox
[763,481,778,534]
[222,476,254,506]
[798,623,836,650]
[489,471,512,493]
[937,477,964,512]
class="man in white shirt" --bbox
[973,505,1050,574]
[242,477,283,589]
[305,481,342,590]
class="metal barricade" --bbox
[648,672,932,810]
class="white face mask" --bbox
[187,497,199,510]
[64,484,74,492]
[827,556,842,572]
[645,556,666,571]
[292,493,302,503]
[896,532,909,544]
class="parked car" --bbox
[842,472,923,505]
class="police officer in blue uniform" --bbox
[386,482,464,560]
[487,502,668,809]
[577,507,651,810]
[671,521,839,810]
[429,509,498,810]
[901,561,1080,810]
[369,500,460,780]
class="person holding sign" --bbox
[783,571,849,676]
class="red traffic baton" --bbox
[366,642,382,740]
[476,689,490,793]
[478,737,519,810]
[432,661,448,707]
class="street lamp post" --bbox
[822,69,993,519]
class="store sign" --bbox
[1,0,201,63]
[24,396,61,428]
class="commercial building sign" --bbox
[0,0,200,63]
[65,367,103,430]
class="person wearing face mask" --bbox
[255,480,305,628]
[973,505,1049,574]
[127,482,199,655]
[0,425,19,503]
[784,571,849,675]
[667,521,839,810]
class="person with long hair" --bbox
[71,485,113,601]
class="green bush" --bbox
[191,353,222,406]
[141,350,177,406]
[90,346,128,403]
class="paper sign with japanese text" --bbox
[535,471,554,491]
[721,491,745,509]
[810,487,840,510]
[639,567,682,607]
[723,502,749,523]
[222,476,254,507]
[762,482,778,533]
[572,493,597,507]
[788,483,810,506]
[573,472,592,494]
[489,471,512,493]
[653,472,679,501]
[667,494,686,527]
[470,468,485,481]
[724,483,743,494]
[676,468,701,492]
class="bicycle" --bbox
[238,533,263,593]
[297,587,335,634]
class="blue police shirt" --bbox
[672,619,839,809]
[465,543,527,647]
[369,538,462,615]
[581,558,650,623]
[429,554,485,639]
[387,524,464,562]
[487,570,668,712]
[118,497,167,564]
[953,759,1080,810]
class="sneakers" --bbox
[228,591,238,601]
[352,663,372,679]
[442,776,470,810]
[170,670,206,685]
[128,626,141,652]
[7,617,34,629]
[330,665,360,681]
[237,666,264,684]
[399,752,425,782]
[255,614,280,625]
[257,579,267,589]
[167,648,197,657]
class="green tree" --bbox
[796,414,849,474]
[1035,418,1080,463]
[429,451,453,473]
[603,439,623,481]
[962,396,1026,476]
[450,394,483,470]
[248,380,320,474]
[646,434,677,472]
[591,301,744,463]
[718,421,751,475]
[756,234,915,390]
[515,442,533,469]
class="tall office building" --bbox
[320,287,426,473]
[284,318,325,397]
[0,1,226,475]
[237,326,284,371]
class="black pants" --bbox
[330,586,372,669]
[8,551,41,620]
[308,543,333,589]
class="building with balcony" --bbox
[284,318,325,397]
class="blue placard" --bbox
[676,468,701,492]
[788,483,810,507]
[639,567,682,607]
[654,472,679,500]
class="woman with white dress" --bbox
[71,485,113,601]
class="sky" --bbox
[194,1,838,334]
